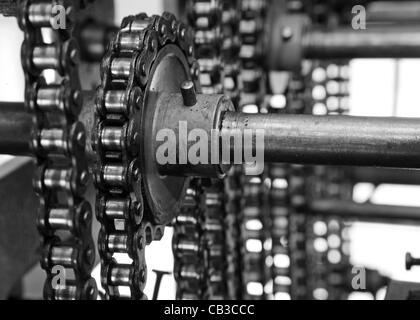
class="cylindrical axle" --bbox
[0,102,31,156]
[309,199,420,225]
[304,26,420,60]
[0,92,96,160]
[365,1,420,23]
[4,100,420,171]
[352,167,420,185]
[222,112,420,169]
[268,15,420,71]
[0,101,420,171]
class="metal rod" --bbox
[5,104,420,170]
[352,168,420,185]
[0,102,31,156]
[0,92,96,160]
[222,112,420,169]
[367,1,420,23]
[340,2,420,24]
[303,25,420,59]
[309,199,420,224]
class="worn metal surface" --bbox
[222,113,420,168]
[7,104,420,170]
[142,44,197,226]
[0,102,31,156]
[304,25,420,59]
[268,18,420,71]
[154,92,233,178]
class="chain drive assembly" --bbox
[174,0,270,300]
[9,0,373,301]
[18,0,97,300]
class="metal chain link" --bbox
[174,0,242,300]
[94,12,196,299]
[238,0,269,300]
[173,0,224,300]
[17,0,97,300]
[266,139,291,299]
[202,181,228,299]
[177,0,269,300]
[221,0,244,300]
[286,72,311,300]
[173,180,207,299]
[306,60,354,300]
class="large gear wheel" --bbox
[94,12,199,299]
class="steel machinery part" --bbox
[218,0,241,300]
[17,0,98,300]
[267,14,420,71]
[237,0,269,300]
[0,102,32,156]
[284,74,310,300]
[176,0,223,300]
[221,113,420,169]
[8,100,420,170]
[309,200,420,225]
[266,0,308,301]
[3,0,420,302]
[306,60,354,300]
[175,0,242,300]
[93,12,197,299]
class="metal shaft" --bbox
[4,102,420,169]
[222,112,420,168]
[304,25,420,59]
[0,92,96,159]
[366,1,420,23]
[352,167,420,185]
[0,102,31,156]
[268,16,420,71]
[309,199,420,225]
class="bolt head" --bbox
[282,26,293,41]
[181,81,194,91]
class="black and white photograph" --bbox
[1,0,420,308]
